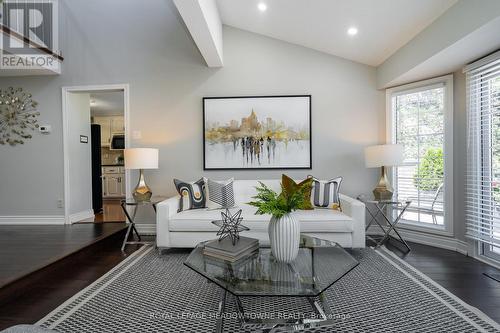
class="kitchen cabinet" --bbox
[104,176,121,197]
[111,117,124,133]
[102,166,126,198]
[93,116,124,147]
[93,116,111,146]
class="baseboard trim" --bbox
[472,253,500,270]
[135,223,156,235]
[367,226,469,255]
[69,210,94,223]
[0,215,66,225]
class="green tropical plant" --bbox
[248,182,310,219]
[413,148,444,191]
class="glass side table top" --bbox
[184,234,359,297]
[357,194,411,205]
[121,196,167,206]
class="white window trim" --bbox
[385,74,454,237]
[473,241,500,270]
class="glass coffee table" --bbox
[184,234,359,332]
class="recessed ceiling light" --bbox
[347,27,358,36]
[257,3,267,11]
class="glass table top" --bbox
[184,235,359,297]
[121,196,167,206]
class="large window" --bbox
[387,76,453,234]
[465,51,500,262]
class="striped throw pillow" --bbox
[309,176,343,209]
[204,178,235,210]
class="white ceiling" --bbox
[90,91,124,117]
[216,0,458,66]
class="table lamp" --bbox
[124,148,159,201]
[364,144,404,201]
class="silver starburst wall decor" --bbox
[0,87,40,146]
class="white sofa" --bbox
[156,179,366,249]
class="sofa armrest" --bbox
[156,196,179,248]
[340,194,366,248]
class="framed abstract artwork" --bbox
[203,95,312,170]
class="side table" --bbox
[358,196,412,252]
[120,197,165,251]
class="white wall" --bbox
[0,0,383,221]
[66,93,92,219]
[377,0,500,88]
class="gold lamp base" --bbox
[373,166,394,201]
[133,169,152,202]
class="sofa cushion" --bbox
[233,180,281,205]
[169,204,353,233]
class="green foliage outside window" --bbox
[413,148,443,191]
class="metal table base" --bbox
[364,200,412,252]
[120,200,158,251]
[216,289,336,333]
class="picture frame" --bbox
[203,95,312,170]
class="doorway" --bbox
[62,84,130,224]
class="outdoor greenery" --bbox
[248,182,310,219]
[413,148,444,191]
[395,88,444,163]
[395,88,445,204]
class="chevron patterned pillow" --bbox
[204,178,235,210]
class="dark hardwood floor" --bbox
[0,231,146,330]
[0,235,499,330]
[78,200,127,223]
[0,223,127,288]
[384,239,500,324]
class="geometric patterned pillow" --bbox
[204,177,235,210]
[173,178,206,212]
[309,176,343,210]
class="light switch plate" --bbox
[39,125,52,134]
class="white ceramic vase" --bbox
[268,213,300,263]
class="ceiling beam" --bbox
[173,0,223,67]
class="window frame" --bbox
[482,243,500,262]
[386,75,454,236]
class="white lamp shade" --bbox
[124,148,159,170]
[364,144,404,168]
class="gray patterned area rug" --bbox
[37,245,500,333]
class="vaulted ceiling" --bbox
[216,0,457,66]
[174,0,500,87]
